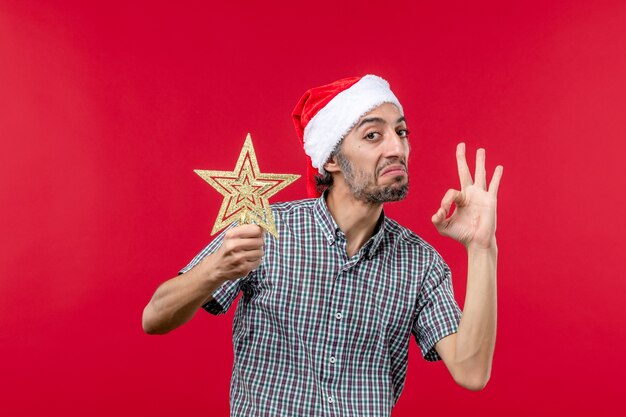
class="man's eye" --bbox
[397,129,410,138]
[365,132,380,140]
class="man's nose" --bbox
[382,130,407,157]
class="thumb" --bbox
[431,207,449,230]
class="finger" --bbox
[232,237,265,251]
[242,249,264,262]
[247,258,263,271]
[431,207,449,228]
[488,165,504,196]
[456,143,473,190]
[439,188,463,217]
[475,148,486,190]
[228,224,264,239]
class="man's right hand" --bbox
[201,224,265,283]
[142,224,265,334]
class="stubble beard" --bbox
[336,152,409,204]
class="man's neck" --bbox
[325,187,383,258]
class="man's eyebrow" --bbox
[356,116,407,130]
[356,117,385,129]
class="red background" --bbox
[2,1,625,415]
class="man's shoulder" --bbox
[383,217,441,257]
[270,197,317,214]
[269,198,319,225]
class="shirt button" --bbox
[329,356,336,364]
[328,396,335,404]
[335,312,343,320]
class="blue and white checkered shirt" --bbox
[180,194,461,416]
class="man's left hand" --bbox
[432,143,503,250]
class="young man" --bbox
[142,75,503,416]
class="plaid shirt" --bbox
[180,194,461,416]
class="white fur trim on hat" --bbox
[303,74,403,174]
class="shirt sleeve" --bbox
[178,223,252,316]
[412,252,462,361]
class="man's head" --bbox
[292,75,406,199]
[323,102,409,203]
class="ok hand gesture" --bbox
[432,143,503,250]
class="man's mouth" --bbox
[378,164,407,177]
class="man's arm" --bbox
[142,225,264,335]
[434,246,497,390]
[431,143,503,390]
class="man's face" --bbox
[330,102,410,204]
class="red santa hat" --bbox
[292,74,404,198]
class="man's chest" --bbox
[241,239,422,355]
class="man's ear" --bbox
[323,154,341,174]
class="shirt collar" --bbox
[366,211,386,259]
[313,191,341,245]
[313,191,387,258]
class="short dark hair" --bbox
[314,139,344,194]
[314,171,333,194]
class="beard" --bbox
[336,152,409,204]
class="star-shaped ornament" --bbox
[194,133,300,238]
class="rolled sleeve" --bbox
[413,253,462,361]
[201,278,247,315]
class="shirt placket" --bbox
[321,231,363,413]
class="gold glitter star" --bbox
[194,133,300,238]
